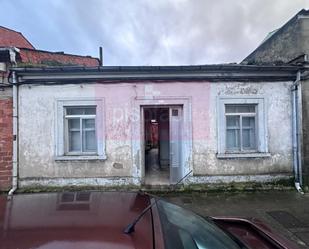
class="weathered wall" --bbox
[243,16,304,64]
[300,17,309,55]
[302,79,309,186]
[18,81,293,187]
[18,84,135,186]
[193,82,292,177]
[0,87,12,190]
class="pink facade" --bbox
[15,76,294,187]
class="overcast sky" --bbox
[1,0,309,66]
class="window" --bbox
[65,107,97,154]
[56,99,106,160]
[225,104,256,152]
[217,97,269,158]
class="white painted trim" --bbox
[19,177,141,188]
[185,174,292,184]
[55,98,106,160]
[131,96,193,182]
[55,155,107,161]
[217,96,268,156]
[217,153,271,159]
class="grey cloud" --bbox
[0,0,309,65]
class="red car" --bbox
[0,191,299,249]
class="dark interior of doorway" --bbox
[144,107,170,185]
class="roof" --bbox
[11,64,301,84]
[0,26,99,67]
[18,48,99,67]
[0,26,34,49]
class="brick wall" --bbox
[0,94,12,190]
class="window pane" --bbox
[226,116,240,128]
[82,119,96,152]
[226,129,240,150]
[242,116,255,128]
[68,118,80,130]
[83,119,95,129]
[225,105,237,113]
[226,105,255,113]
[69,131,81,151]
[226,116,240,150]
[242,117,256,149]
[66,107,96,115]
[68,118,81,152]
[85,107,96,115]
[67,107,85,115]
[83,130,96,151]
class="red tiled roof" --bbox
[0,26,100,66]
[0,26,34,49]
[19,48,99,67]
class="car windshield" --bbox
[156,200,243,249]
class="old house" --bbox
[4,9,309,192]
[9,65,301,189]
[242,9,309,188]
[0,26,99,190]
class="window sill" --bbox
[55,155,107,161]
[217,152,271,159]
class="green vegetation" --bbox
[0,177,296,195]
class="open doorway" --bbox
[144,107,170,185]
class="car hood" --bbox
[212,217,300,249]
[0,192,153,249]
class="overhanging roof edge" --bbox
[10,64,301,84]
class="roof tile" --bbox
[0,26,34,49]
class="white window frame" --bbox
[64,107,97,155]
[55,98,106,161]
[217,96,270,158]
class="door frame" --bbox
[131,96,193,185]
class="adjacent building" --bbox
[0,26,99,190]
[242,9,309,188]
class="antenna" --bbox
[123,170,192,234]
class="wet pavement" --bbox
[160,190,309,248]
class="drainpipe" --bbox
[8,70,18,196]
[291,70,304,194]
[7,48,19,196]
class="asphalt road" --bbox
[160,190,309,249]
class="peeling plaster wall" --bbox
[302,78,309,186]
[193,81,293,177]
[18,80,293,186]
[18,84,134,182]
